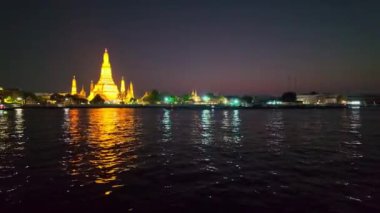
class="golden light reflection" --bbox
[62,108,139,191]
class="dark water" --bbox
[1,108,380,212]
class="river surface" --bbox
[0,108,379,212]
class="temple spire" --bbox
[191,89,200,102]
[120,76,126,93]
[129,82,134,99]
[98,48,114,82]
[71,75,77,95]
[87,49,120,102]
[102,48,110,66]
[79,85,86,98]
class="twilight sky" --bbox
[1,0,380,96]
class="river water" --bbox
[0,108,379,212]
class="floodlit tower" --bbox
[120,76,126,94]
[79,85,86,98]
[87,48,120,102]
[71,75,77,95]
[129,82,134,99]
[191,89,201,102]
[90,80,94,91]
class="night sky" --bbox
[2,0,380,96]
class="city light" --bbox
[163,96,174,104]
[348,101,361,106]
[347,100,361,109]
[229,98,240,106]
[202,95,210,102]
[267,100,283,105]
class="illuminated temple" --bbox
[71,48,135,103]
[71,76,77,95]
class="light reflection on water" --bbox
[349,109,362,141]
[266,110,285,154]
[200,109,214,145]
[161,109,172,142]
[341,109,363,159]
[0,109,25,203]
[61,108,140,193]
[0,108,379,212]
[0,111,10,141]
[14,109,24,140]
[222,110,242,144]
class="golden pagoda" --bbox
[120,77,126,94]
[119,76,126,102]
[191,89,201,102]
[79,85,86,98]
[88,49,120,103]
[126,82,135,101]
[71,75,77,95]
[119,76,135,103]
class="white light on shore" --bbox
[348,101,361,106]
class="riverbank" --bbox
[1,103,370,110]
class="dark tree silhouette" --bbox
[241,96,253,104]
[143,90,161,104]
[90,94,105,104]
[181,94,191,102]
[50,93,65,104]
[281,92,297,102]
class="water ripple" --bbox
[0,108,379,212]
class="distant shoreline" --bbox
[2,104,375,110]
